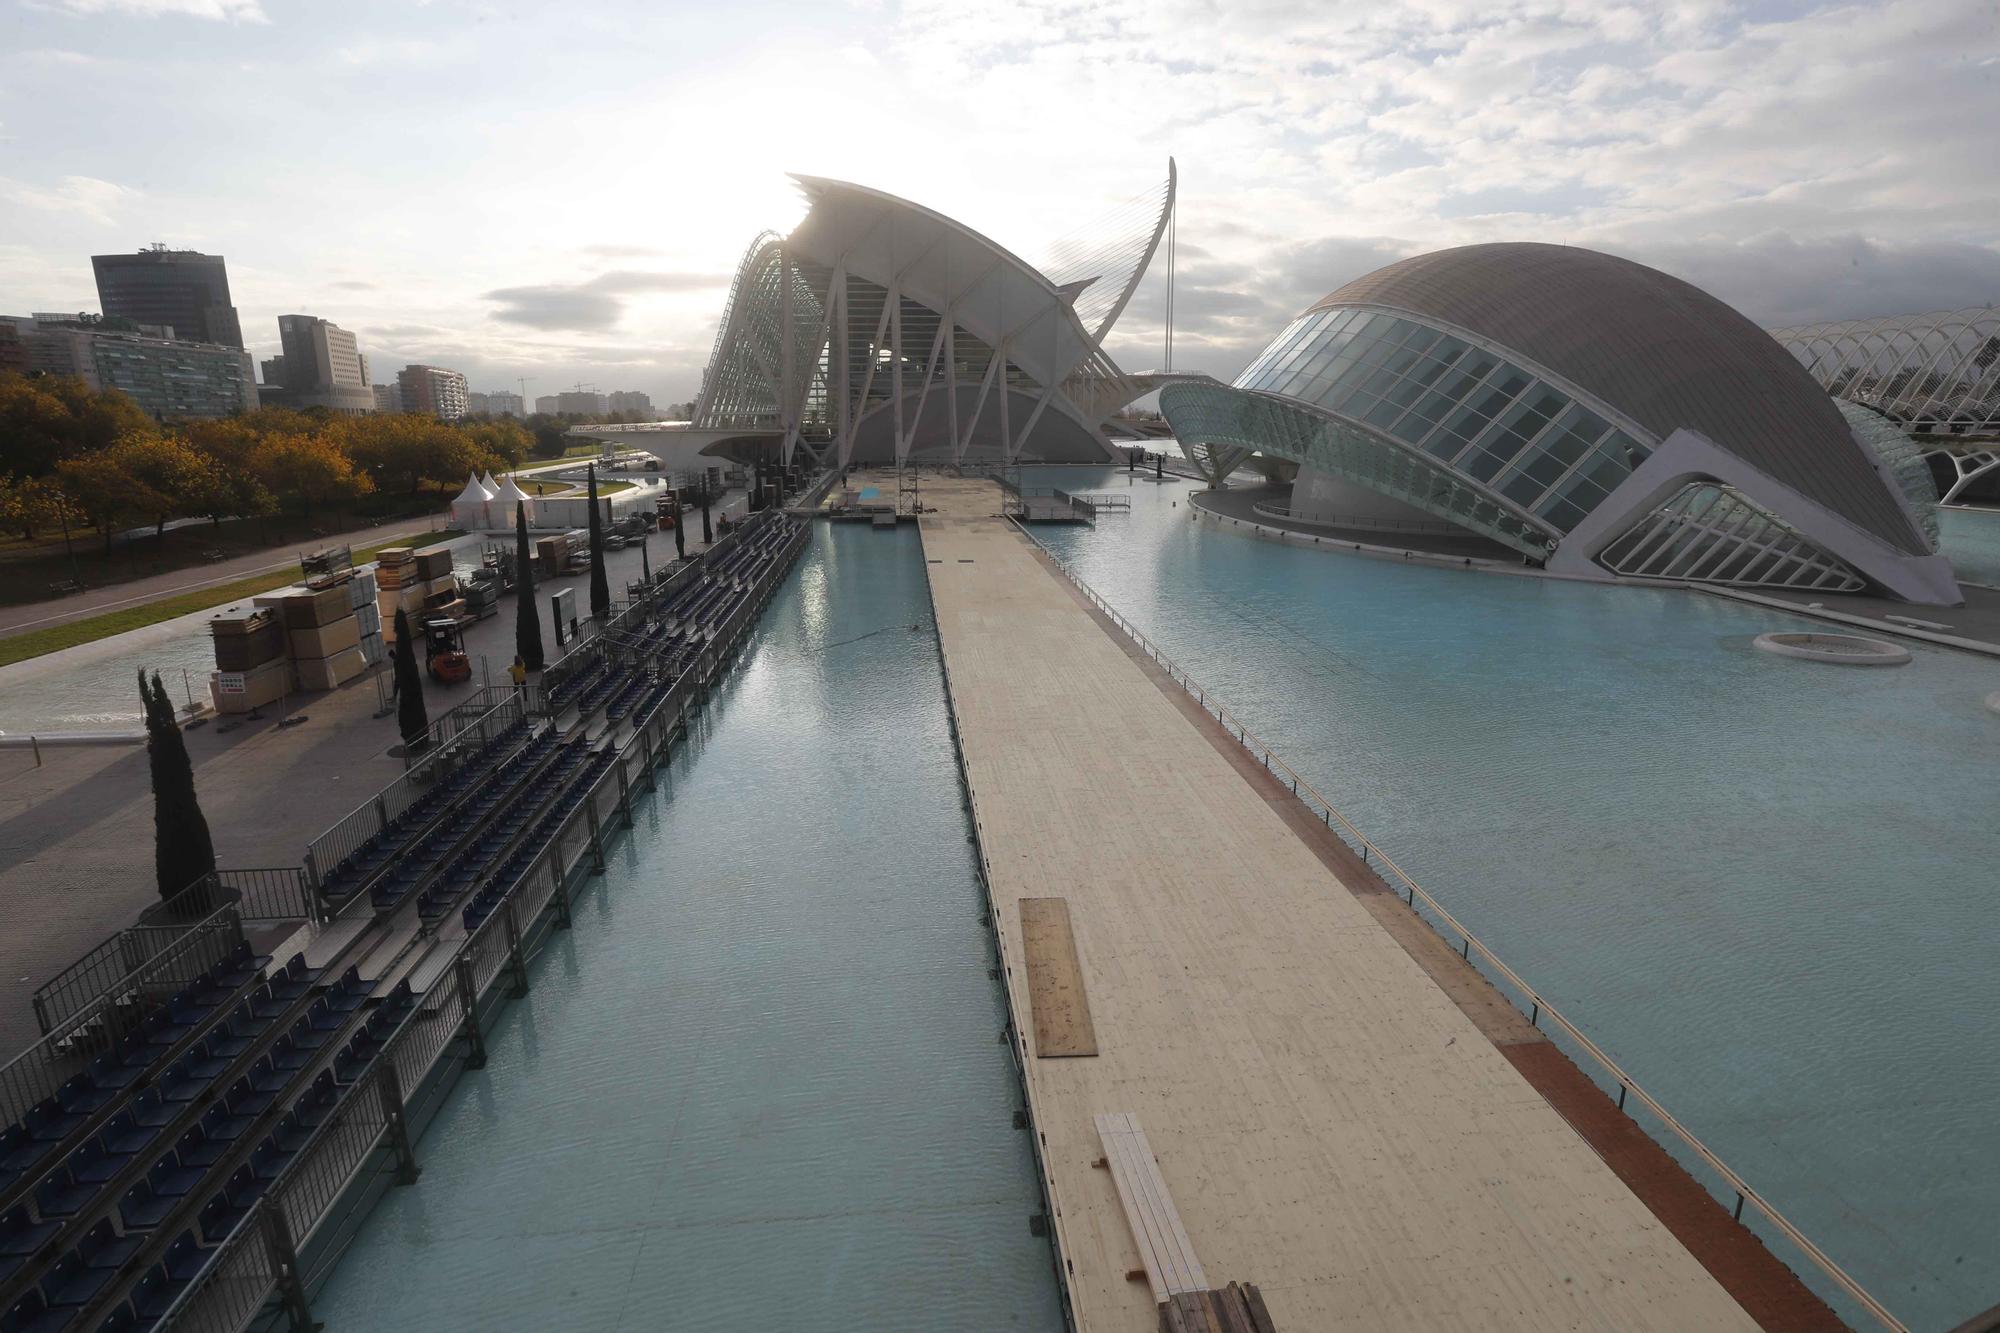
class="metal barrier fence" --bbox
[3,906,243,1128]
[158,516,811,1333]
[1020,531,1908,1333]
[33,869,314,1036]
[29,923,195,1039]
[302,691,526,894]
[1249,500,1469,537]
[162,867,320,925]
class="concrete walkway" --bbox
[915,472,1759,1332]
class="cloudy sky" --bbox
[3,0,1997,407]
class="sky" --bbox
[2,0,1997,408]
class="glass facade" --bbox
[1235,308,1655,533]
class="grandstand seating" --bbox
[316,718,533,902]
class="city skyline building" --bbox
[272,314,374,414]
[466,390,524,416]
[396,363,469,420]
[556,389,607,416]
[1159,242,1959,605]
[90,245,244,349]
[607,389,653,416]
[373,381,403,413]
[2,312,257,419]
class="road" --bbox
[0,512,452,640]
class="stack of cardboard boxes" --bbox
[374,547,422,642]
[414,545,464,630]
[534,530,588,579]
[257,581,367,691]
[208,607,291,714]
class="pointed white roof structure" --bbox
[480,470,501,494]
[453,472,493,505]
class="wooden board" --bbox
[1021,897,1098,1057]
[1097,1112,1206,1303]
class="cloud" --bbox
[42,0,267,19]
[1,174,136,226]
[482,270,726,331]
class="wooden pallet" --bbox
[1159,1283,1278,1333]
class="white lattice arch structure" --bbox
[1771,307,2000,436]
[689,166,1179,471]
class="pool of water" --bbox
[1028,467,2000,1331]
[1939,505,2000,586]
[312,524,1061,1331]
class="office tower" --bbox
[276,315,374,413]
[91,245,244,348]
[396,364,470,420]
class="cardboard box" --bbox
[286,613,360,659]
[209,607,273,636]
[414,545,456,579]
[294,645,368,692]
[213,622,284,672]
[210,658,293,714]
[255,584,351,629]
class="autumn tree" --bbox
[56,445,174,552]
[0,371,157,477]
[0,473,84,542]
[249,432,372,521]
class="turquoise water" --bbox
[1031,468,2000,1331]
[313,524,1061,1330]
[1939,505,2000,586]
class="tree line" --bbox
[0,371,539,550]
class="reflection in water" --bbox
[1032,467,2000,1331]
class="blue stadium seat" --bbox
[75,1218,141,1273]
[34,1165,95,1219]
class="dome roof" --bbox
[1310,243,1923,553]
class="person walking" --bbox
[508,654,528,696]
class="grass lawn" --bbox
[0,531,465,669]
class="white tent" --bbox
[490,472,535,528]
[448,472,494,529]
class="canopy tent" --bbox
[448,473,495,529]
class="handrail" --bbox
[1250,499,1467,537]
[1018,529,1907,1333]
[1,905,243,1128]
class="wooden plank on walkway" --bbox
[1021,897,1098,1057]
[1098,1112,1206,1303]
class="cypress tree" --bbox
[142,670,215,903]
[514,500,543,670]
[699,485,713,546]
[671,489,685,559]
[586,463,611,619]
[393,609,430,751]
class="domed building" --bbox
[1160,243,1961,604]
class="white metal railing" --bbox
[1020,530,1907,1333]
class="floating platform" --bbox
[917,473,1778,1332]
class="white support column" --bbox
[958,347,1003,462]
[945,319,959,465]
[891,294,906,466]
[834,268,853,469]
[907,321,951,460]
